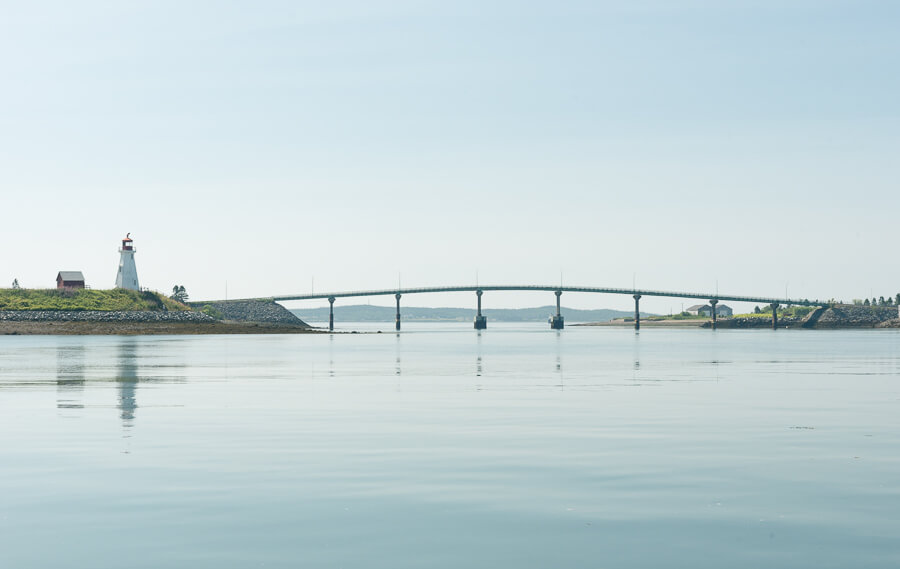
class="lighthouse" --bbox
[115,233,140,291]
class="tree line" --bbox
[851,294,900,307]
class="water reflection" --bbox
[555,332,564,390]
[395,332,402,377]
[632,334,641,384]
[328,334,335,378]
[475,330,483,377]
[56,344,85,411]
[633,333,641,371]
[117,340,139,427]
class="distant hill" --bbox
[290,304,648,323]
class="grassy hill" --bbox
[0,288,190,311]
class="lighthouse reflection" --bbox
[117,339,139,427]
[52,338,185,430]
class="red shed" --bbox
[57,271,86,289]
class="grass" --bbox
[0,288,191,311]
[198,304,225,320]
[734,306,815,319]
[648,313,709,321]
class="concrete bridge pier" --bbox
[550,290,564,330]
[771,303,779,329]
[474,289,487,330]
[328,296,335,331]
[395,293,402,331]
[710,299,718,330]
[633,294,641,331]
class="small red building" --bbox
[56,271,86,289]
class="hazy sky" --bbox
[2,1,898,314]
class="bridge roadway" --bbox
[237,285,822,332]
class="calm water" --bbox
[1,323,899,568]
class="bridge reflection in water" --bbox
[228,284,824,332]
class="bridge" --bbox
[238,285,824,332]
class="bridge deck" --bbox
[216,285,821,307]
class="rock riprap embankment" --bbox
[191,300,308,326]
[712,316,802,329]
[0,311,215,322]
[700,304,896,329]
[813,305,897,328]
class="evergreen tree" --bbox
[170,285,189,303]
[11,279,19,289]
[864,298,870,306]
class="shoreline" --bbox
[0,299,311,335]
[576,319,707,327]
[579,316,900,329]
[0,320,320,335]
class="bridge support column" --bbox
[633,294,641,331]
[474,289,487,330]
[395,293,402,331]
[550,290,564,329]
[328,296,335,332]
[710,299,718,330]
[771,303,779,329]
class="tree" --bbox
[170,285,189,303]
[896,293,900,305]
[864,298,870,306]
[879,296,886,306]
[11,279,19,289]
[754,306,761,314]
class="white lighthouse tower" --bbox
[115,233,140,290]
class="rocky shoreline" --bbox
[706,316,802,329]
[0,299,313,335]
[0,310,216,322]
[709,305,898,329]
[2,301,896,334]
[0,320,318,335]
[585,305,900,330]
[189,299,308,326]
[812,305,897,328]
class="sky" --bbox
[1,0,898,314]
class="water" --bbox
[2,323,899,568]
